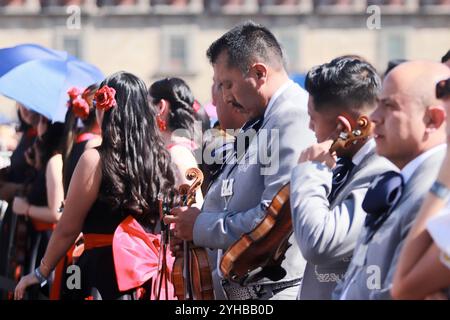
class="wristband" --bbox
[34,267,48,287]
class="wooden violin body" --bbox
[172,168,214,300]
[220,115,373,284]
[220,183,292,284]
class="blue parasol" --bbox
[0,44,104,122]
[0,43,66,77]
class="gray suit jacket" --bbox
[193,81,316,299]
[290,146,396,300]
[333,147,446,300]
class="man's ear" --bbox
[251,63,268,84]
[424,105,446,132]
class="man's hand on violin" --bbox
[163,206,201,242]
[298,140,337,169]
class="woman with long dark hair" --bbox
[14,71,177,300]
[149,77,203,204]
[12,122,65,221]
[45,84,103,300]
[63,84,101,195]
[12,121,65,225]
[11,121,65,298]
[0,104,39,292]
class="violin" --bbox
[171,168,214,300]
[220,115,373,285]
[329,116,373,155]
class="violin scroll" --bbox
[178,168,203,207]
[330,115,373,154]
[185,168,203,199]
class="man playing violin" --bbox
[164,21,315,300]
[334,60,450,300]
[290,56,396,299]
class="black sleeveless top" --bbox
[81,147,159,234]
[8,130,36,184]
[81,146,126,234]
[27,168,47,207]
[82,198,156,234]
[73,147,162,300]
[82,198,126,235]
[64,140,89,195]
[75,192,126,300]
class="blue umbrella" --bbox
[0,45,104,122]
[0,43,66,77]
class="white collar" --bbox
[352,138,376,166]
[264,80,293,118]
[401,144,446,184]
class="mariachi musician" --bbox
[164,22,315,300]
[290,57,396,300]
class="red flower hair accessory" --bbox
[72,97,90,120]
[67,86,91,119]
[67,87,81,100]
[94,85,116,112]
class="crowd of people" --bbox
[0,21,449,300]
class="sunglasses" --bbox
[436,78,450,99]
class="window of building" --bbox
[259,0,312,13]
[152,0,202,13]
[378,29,408,72]
[55,30,83,59]
[159,26,196,75]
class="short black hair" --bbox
[206,21,284,74]
[305,56,381,112]
[441,50,450,63]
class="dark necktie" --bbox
[233,115,265,160]
[328,157,355,202]
[362,170,404,244]
[207,116,264,190]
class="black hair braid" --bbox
[149,77,197,138]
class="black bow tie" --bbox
[328,157,355,202]
[362,170,404,244]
